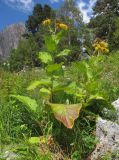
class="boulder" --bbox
[112,99,119,120]
[90,117,119,159]
[1,151,19,160]
[90,99,119,160]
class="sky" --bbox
[0,0,97,31]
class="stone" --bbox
[112,98,119,122]
[1,151,19,160]
[112,99,119,111]
[0,23,25,60]
[90,117,119,160]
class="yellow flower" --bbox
[100,41,108,48]
[92,43,97,48]
[56,23,69,30]
[95,47,99,51]
[42,19,52,26]
[103,48,109,53]
[92,39,109,54]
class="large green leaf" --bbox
[44,36,57,52]
[84,62,93,80]
[39,52,53,64]
[27,79,51,90]
[39,88,51,99]
[46,63,63,75]
[87,95,112,109]
[64,82,77,95]
[72,61,87,75]
[40,88,51,95]
[85,95,113,114]
[11,95,37,112]
[52,31,63,45]
[88,95,106,102]
[72,61,93,81]
[47,103,82,129]
[57,49,71,57]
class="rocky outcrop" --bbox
[0,23,25,60]
[90,118,119,160]
[90,99,119,160]
[112,99,119,122]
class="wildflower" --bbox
[56,23,69,30]
[100,41,108,48]
[92,39,109,54]
[42,19,52,26]
[102,48,109,53]
[56,22,60,28]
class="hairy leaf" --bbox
[64,82,77,95]
[47,103,82,129]
[87,95,110,109]
[84,62,93,80]
[57,49,71,57]
[27,79,51,90]
[39,52,53,64]
[88,95,105,102]
[46,63,63,75]
[52,31,63,45]
[72,61,93,81]
[40,88,51,95]
[44,36,57,52]
[11,95,37,112]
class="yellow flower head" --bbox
[42,19,52,26]
[100,41,108,48]
[56,23,69,30]
[102,48,109,53]
[56,22,60,28]
[92,39,109,54]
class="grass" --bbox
[0,51,119,159]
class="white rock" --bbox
[3,151,18,160]
[112,98,119,121]
[90,117,119,159]
[112,98,119,111]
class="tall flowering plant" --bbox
[12,20,110,130]
[12,19,82,129]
